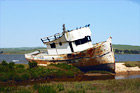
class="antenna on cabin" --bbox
[62,24,66,32]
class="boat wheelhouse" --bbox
[41,24,92,55]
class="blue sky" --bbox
[0,0,140,48]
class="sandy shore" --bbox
[115,63,140,74]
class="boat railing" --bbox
[93,41,106,46]
[41,33,63,44]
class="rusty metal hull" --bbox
[25,37,115,72]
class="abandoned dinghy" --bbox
[25,24,115,72]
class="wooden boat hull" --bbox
[25,37,115,72]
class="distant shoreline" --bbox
[0,44,140,54]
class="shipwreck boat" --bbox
[25,24,115,72]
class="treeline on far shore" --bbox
[114,49,140,54]
[113,44,140,54]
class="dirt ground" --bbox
[115,63,140,74]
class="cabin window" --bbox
[87,36,91,41]
[50,43,56,48]
[75,40,81,45]
[110,43,112,52]
[59,42,62,46]
[81,38,85,44]
[75,36,91,46]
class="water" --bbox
[0,54,28,64]
[115,74,140,79]
[0,54,140,64]
[115,54,140,62]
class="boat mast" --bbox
[63,24,66,32]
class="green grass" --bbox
[0,47,46,54]
[86,70,112,74]
[33,84,57,93]
[50,63,82,74]
[113,44,140,54]
[0,79,140,93]
[122,61,140,68]
[113,44,140,50]
[0,61,140,93]
[0,61,82,83]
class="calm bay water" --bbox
[0,54,140,64]
[115,74,140,79]
[0,54,28,64]
[115,54,140,62]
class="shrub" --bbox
[21,73,30,81]
[16,89,31,93]
[0,65,9,72]
[34,84,56,93]
[8,62,15,69]
[0,74,9,82]
[0,61,81,82]
[50,63,81,73]
[1,60,8,66]
[57,84,65,91]
[16,64,25,69]
[53,70,64,77]
[28,61,38,68]
[66,70,74,77]
[125,63,135,67]
[87,70,112,74]
[0,87,16,92]
[51,63,73,70]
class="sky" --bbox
[0,0,140,48]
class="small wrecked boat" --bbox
[25,24,115,72]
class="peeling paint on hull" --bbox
[25,37,115,72]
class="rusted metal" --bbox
[25,37,115,72]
